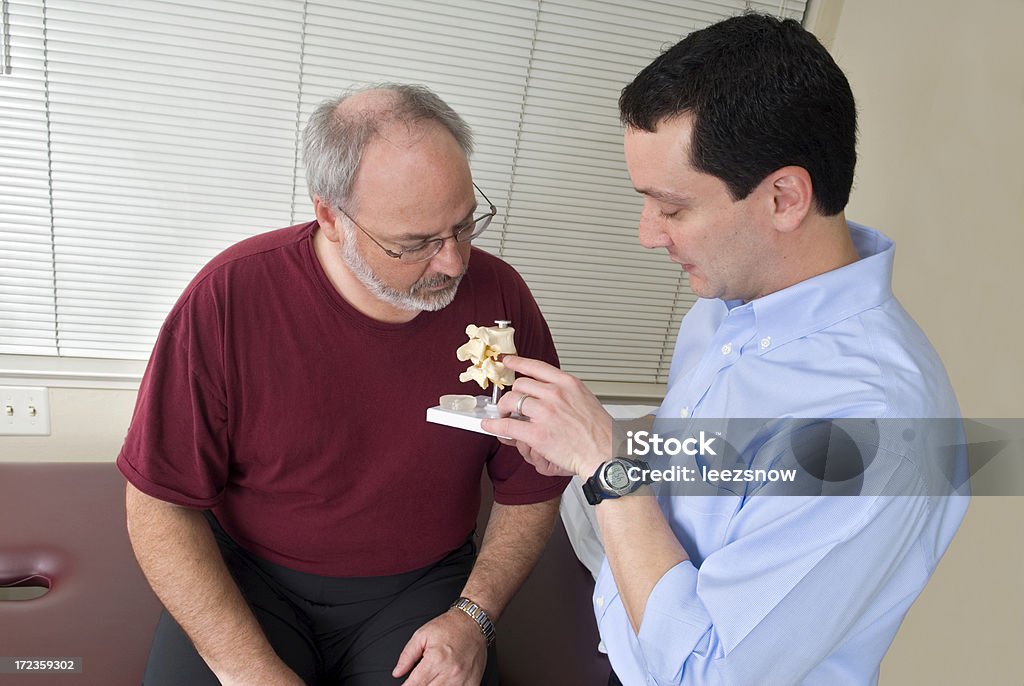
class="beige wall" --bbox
[0,387,136,461]
[831,0,1023,418]
[820,0,1024,683]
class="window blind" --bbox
[0,0,54,355]
[0,0,806,388]
[501,0,705,383]
[41,0,305,358]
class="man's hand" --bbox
[392,608,487,685]
[481,355,613,479]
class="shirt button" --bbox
[679,407,689,418]
[721,343,733,355]
[595,596,604,608]
[760,336,771,349]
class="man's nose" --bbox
[638,210,673,250]
[430,238,467,277]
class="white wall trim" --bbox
[0,355,144,390]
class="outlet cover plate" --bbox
[0,386,51,436]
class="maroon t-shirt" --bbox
[117,221,568,577]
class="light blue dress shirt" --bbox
[594,223,970,685]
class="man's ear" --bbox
[313,195,342,242]
[764,166,813,233]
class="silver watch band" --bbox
[451,596,496,647]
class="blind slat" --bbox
[1,0,804,381]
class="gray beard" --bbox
[340,221,463,312]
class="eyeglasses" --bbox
[338,183,497,263]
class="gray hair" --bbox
[302,83,474,210]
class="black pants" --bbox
[143,513,499,685]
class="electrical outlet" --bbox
[0,386,51,436]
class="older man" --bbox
[120,84,567,685]
[484,14,969,686]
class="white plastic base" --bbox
[426,396,501,435]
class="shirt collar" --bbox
[736,222,895,354]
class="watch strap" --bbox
[451,597,496,647]
[582,477,604,505]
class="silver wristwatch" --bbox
[451,597,496,647]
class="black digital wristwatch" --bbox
[582,458,652,505]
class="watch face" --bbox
[604,462,631,490]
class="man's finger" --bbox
[400,659,438,686]
[496,388,547,418]
[508,376,553,401]
[500,354,565,382]
[481,416,532,441]
[515,440,535,461]
[392,633,426,678]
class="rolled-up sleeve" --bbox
[599,474,936,685]
[637,561,712,676]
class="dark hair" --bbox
[619,13,856,216]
